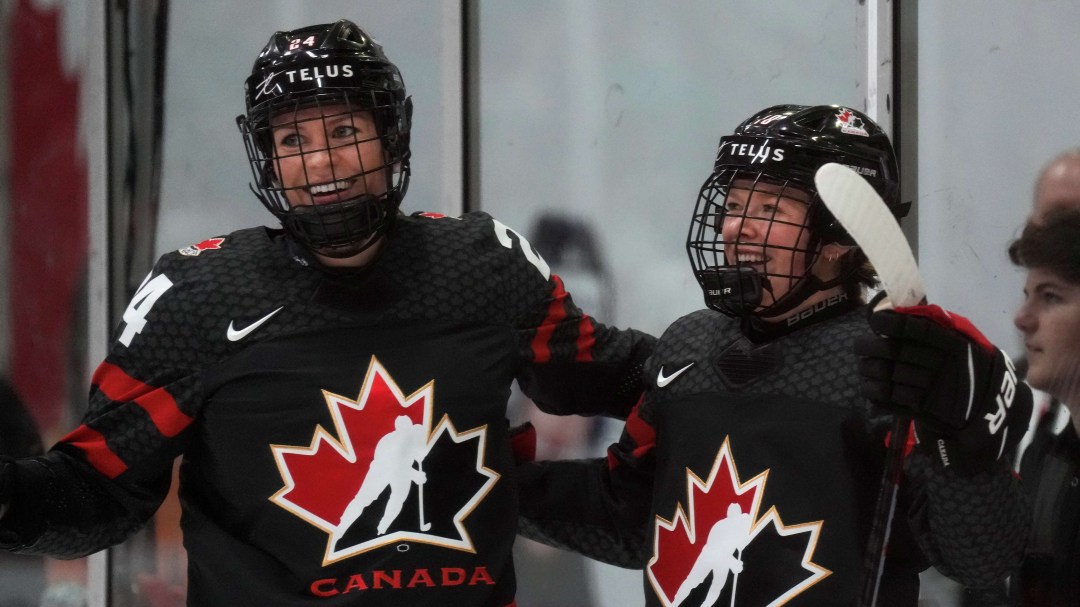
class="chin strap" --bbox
[752,244,861,319]
[701,244,859,320]
[697,265,764,316]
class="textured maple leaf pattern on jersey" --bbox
[270,356,499,564]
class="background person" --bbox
[961,147,1080,607]
[1031,149,1080,224]
[1020,148,1080,464]
[1008,208,1080,605]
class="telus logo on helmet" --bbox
[717,140,786,164]
[254,65,359,100]
[284,64,355,83]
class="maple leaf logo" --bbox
[178,237,224,256]
[270,356,499,565]
[835,108,869,137]
[648,438,830,606]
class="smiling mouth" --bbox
[308,178,355,197]
[731,251,769,269]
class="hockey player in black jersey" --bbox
[517,104,1031,606]
[0,19,655,607]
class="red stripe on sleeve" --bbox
[92,361,194,437]
[531,275,597,363]
[627,408,657,459]
[530,275,570,363]
[607,397,654,470]
[134,390,193,437]
[61,425,128,479]
[92,361,152,402]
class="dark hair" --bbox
[843,248,876,303]
[1008,207,1080,285]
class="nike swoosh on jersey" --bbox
[656,362,695,388]
[227,306,284,342]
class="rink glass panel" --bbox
[1,2,93,606]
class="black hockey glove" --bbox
[855,303,1032,473]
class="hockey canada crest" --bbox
[835,108,870,137]
[270,356,499,565]
[648,438,830,606]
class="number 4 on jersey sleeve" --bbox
[118,272,174,347]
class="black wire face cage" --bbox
[686,169,826,318]
[238,92,410,257]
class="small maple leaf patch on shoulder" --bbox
[415,211,462,220]
[648,438,830,606]
[178,237,224,256]
[269,356,499,565]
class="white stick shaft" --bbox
[417,461,430,531]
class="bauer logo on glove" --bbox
[855,302,1033,473]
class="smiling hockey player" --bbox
[0,19,655,606]
[518,104,1030,606]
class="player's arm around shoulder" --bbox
[516,391,657,568]
[457,212,657,417]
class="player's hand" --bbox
[508,421,536,465]
[855,303,1032,473]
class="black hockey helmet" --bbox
[237,19,412,257]
[687,104,904,318]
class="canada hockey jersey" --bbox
[0,212,654,606]
[519,300,1029,606]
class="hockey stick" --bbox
[416,460,431,532]
[729,547,741,607]
[814,163,927,607]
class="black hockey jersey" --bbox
[1015,420,1080,604]
[0,212,654,606]
[520,302,1029,606]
